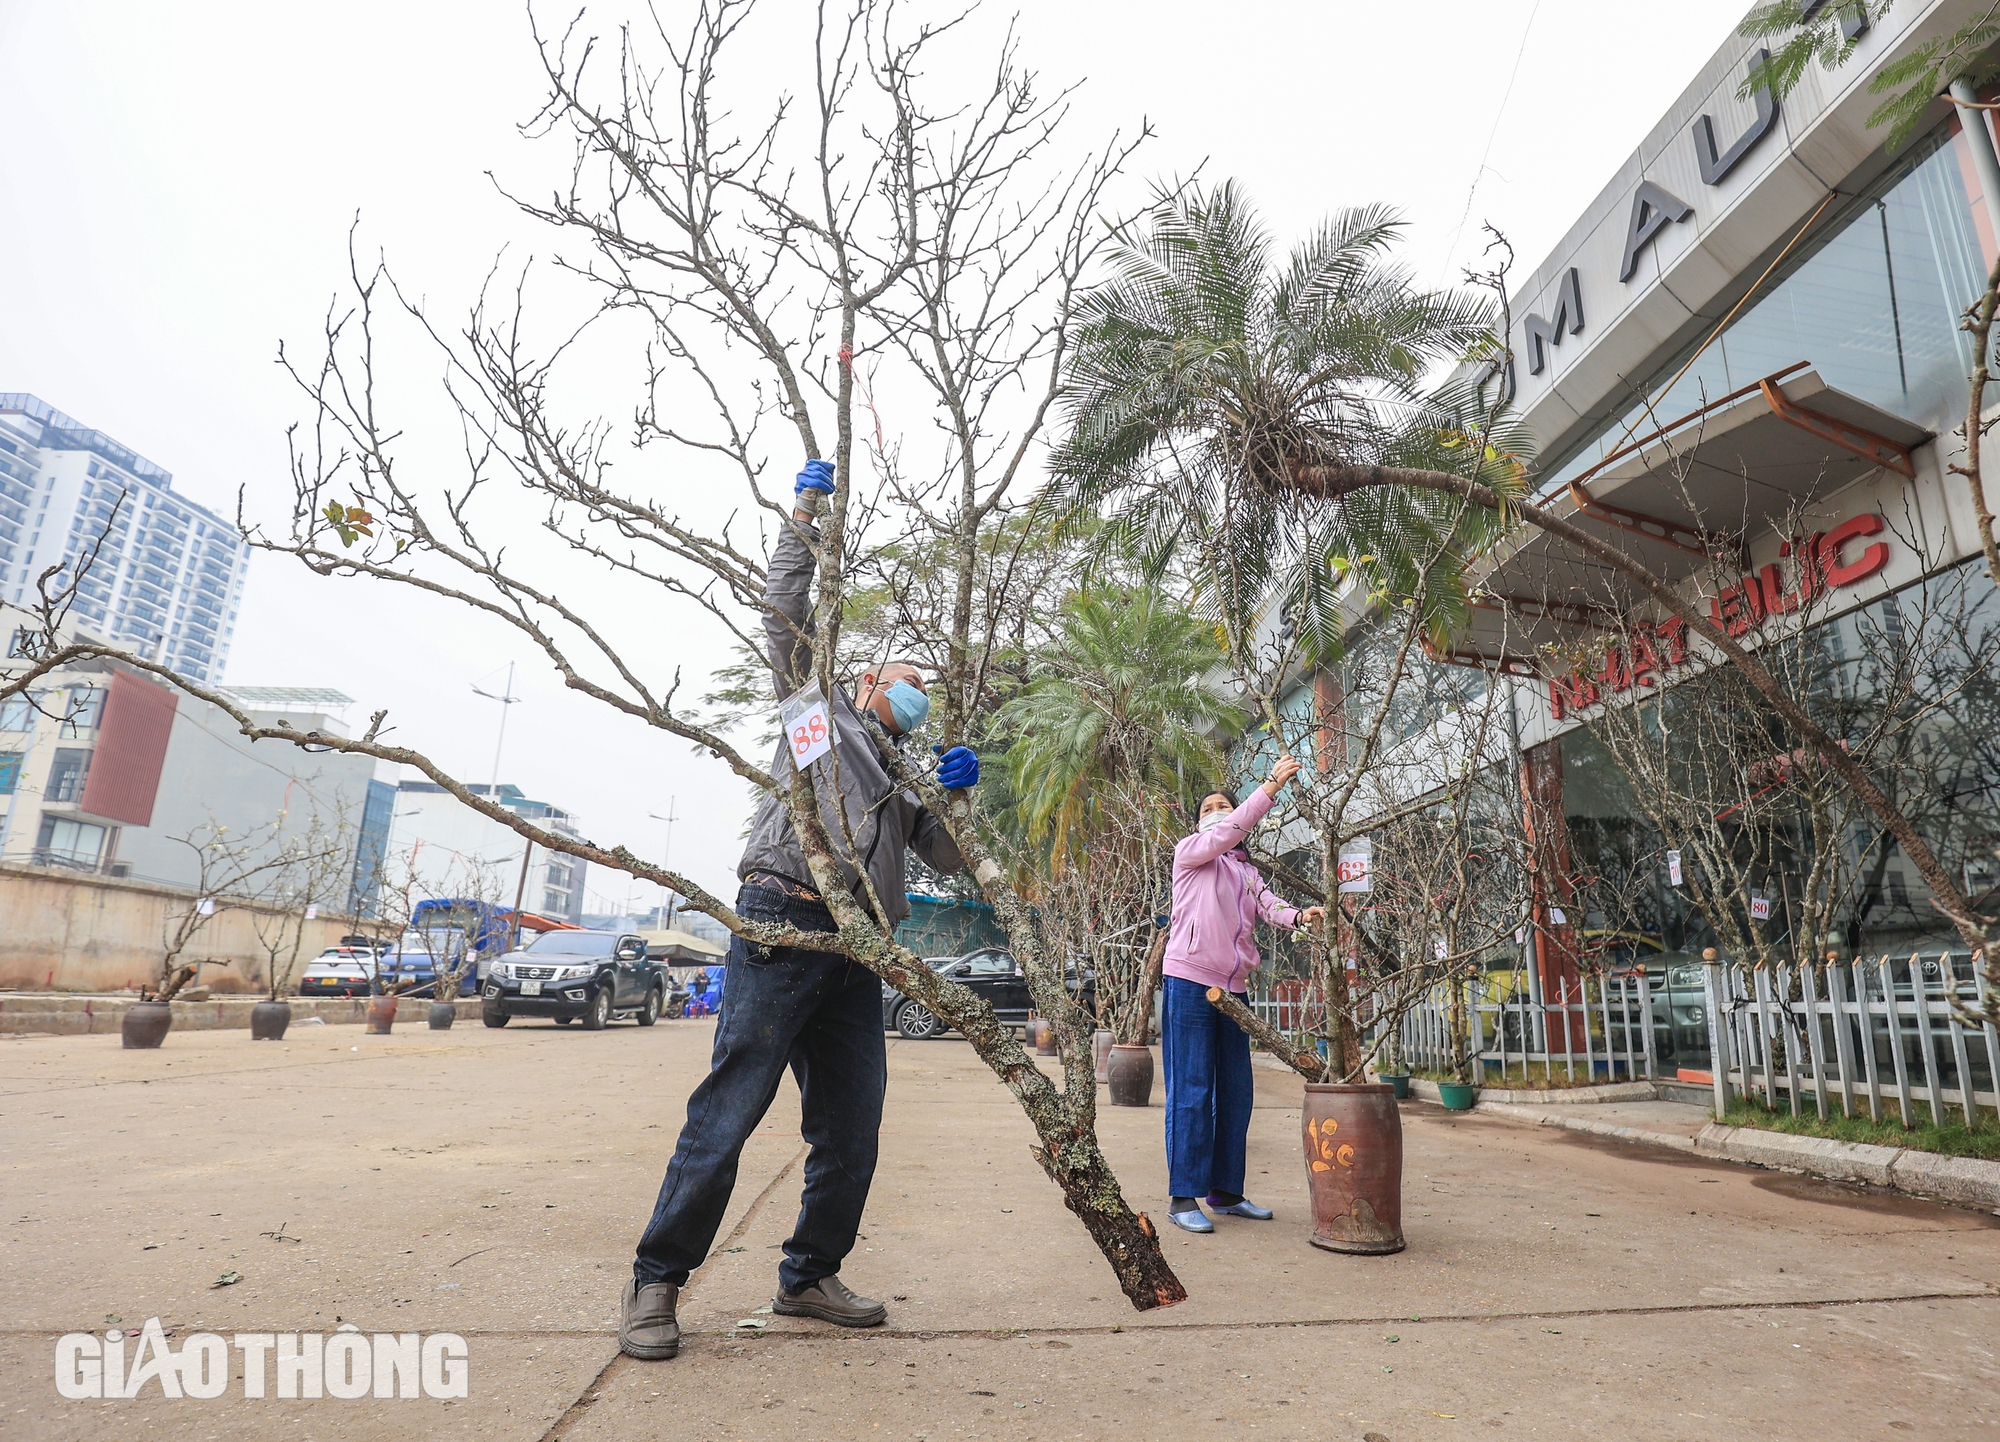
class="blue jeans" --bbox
[633,885,886,1294]
[1161,975,1253,1199]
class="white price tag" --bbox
[1336,838,1372,894]
[1750,891,1771,920]
[196,897,216,916]
[1549,906,1567,926]
[1666,850,1682,887]
[778,681,837,772]
[304,905,319,920]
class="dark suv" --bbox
[881,948,1094,1040]
[481,930,667,1030]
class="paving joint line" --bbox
[535,1138,808,1441]
[6,1286,1994,1344]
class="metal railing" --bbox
[1394,972,1658,1085]
[1703,954,1998,1127]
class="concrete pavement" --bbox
[4,1018,1998,1439]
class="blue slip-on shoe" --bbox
[1166,1208,1214,1234]
[1206,1196,1274,1220]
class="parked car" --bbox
[880,948,1095,1041]
[297,946,380,998]
[380,930,480,999]
[480,930,668,1030]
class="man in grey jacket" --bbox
[621,459,979,1360]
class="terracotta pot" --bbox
[1035,1018,1060,1057]
[365,994,399,1034]
[121,1001,172,1050]
[427,1002,456,1031]
[1092,1029,1114,1084]
[1302,1083,1405,1255]
[249,1000,291,1041]
[1105,1044,1155,1107]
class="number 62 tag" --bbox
[779,680,838,771]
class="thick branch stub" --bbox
[1205,986,1327,1082]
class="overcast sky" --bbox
[0,1,1755,911]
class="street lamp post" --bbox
[648,800,678,929]
[470,662,521,801]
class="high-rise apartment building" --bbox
[0,394,250,683]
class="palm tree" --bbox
[998,587,1244,1043]
[1046,181,1519,665]
[1001,588,1242,861]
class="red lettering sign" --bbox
[1547,514,1888,720]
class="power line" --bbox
[1440,0,1545,283]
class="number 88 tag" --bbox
[779,682,837,771]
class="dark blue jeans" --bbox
[634,885,886,1294]
[1161,974,1254,1199]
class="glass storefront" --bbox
[1540,122,1990,496]
[1555,559,2000,1073]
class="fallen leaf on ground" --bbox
[210,1270,243,1288]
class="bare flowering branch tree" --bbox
[0,2,1191,1307]
[151,816,297,1002]
[246,808,353,1002]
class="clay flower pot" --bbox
[121,1001,173,1050]
[1092,1029,1114,1084]
[1035,1018,1060,1057]
[365,994,400,1034]
[427,1001,456,1031]
[1105,1044,1155,1107]
[1302,1082,1405,1255]
[250,999,292,1041]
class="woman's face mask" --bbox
[1198,810,1232,833]
[884,679,931,734]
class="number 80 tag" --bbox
[779,681,838,771]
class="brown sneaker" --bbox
[619,1277,681,1359]
[771,1274,887,1328]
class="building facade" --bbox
[1255,1,2000,1081]
[0,394,250,683]
[0,632,379,904]
[384,781,587,925]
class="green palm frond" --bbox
[998,589,1245,862]
[1045,181,1514,671]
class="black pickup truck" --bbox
[480,929,672,1030]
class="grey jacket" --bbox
[735,515,963,924]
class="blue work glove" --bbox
[794,458,836,498]
[935,745,979,790]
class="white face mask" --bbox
[1198,810,1232,833]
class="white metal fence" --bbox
[1391,973,1658,1084]
[1703,953,1998,1127]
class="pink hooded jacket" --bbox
[1163,786,1300,993]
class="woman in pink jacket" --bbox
[1162,755,1323,1233]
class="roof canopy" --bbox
[638,928,729,962]
[1438,365,1929,673]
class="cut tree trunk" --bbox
[1206,986,1327,1081]
[782,770,1187,1311]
